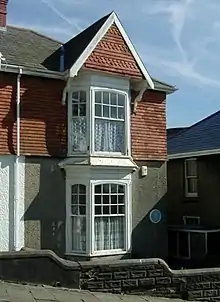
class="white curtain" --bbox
[95,119,124,152]
[94,216,124,251]
[72,216,86,252]
[71,117,87,152]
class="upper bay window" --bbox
[68,88,129,156]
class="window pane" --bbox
[79,184,86,194]
[103,195,109,204]
[72,104,78,116]
[79,104,86,116]
[111,195,117,204]
[95,185,101,193]
[94,217,124,250]
[118,185,125,194]
[95,104,102,117]
[118,195,124,204]
[103,184,109,193]
[79,194,86,204]
[80,91,86,103]
[111,184,117,193]
[119,205,124,214]
[71,117,87,152]
[111,106,117,119]
[72,185,78,194]
[79,206,86,215]
[111,205,117,214]
[103,92,109,104]
[110,93,117,105]
[186,160,197,176]
[118,107,125,120]
[103,206,110,214]
[118,94,125,106]
[187,178,197,193]
[72,91,78,100]
[95,91,102,103]
[95,195,101,204]
[95,206,102,215]
[71,194,78,204]
[71,205,78,215]
[95,119,125,153]
[72,216,86,252]
[103,105,109,118]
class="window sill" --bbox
[65,249,128,257]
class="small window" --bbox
[185,158,198,197]
[94,183,125,251]
[71,184,86,252]
[183,216,200,226]
[70,91,87,153]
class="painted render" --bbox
[22,157,168,260]
[0,155,25,251]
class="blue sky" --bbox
[7,0,220,128]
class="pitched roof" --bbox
[0,13,175,92]
[168,110,220,158]
[0,25,61,71]
[167,127,188,140]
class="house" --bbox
[0,0,176,260]
[167,110,220,266]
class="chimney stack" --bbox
[0,0,8,29]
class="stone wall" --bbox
[1,250,220,301]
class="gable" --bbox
[84,23,143,79]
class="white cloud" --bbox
[142,0,220,89]
[39,0,82,32]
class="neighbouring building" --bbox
[167,110,220,266]
[0,0,176,260]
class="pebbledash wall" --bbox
[0,155,25,251]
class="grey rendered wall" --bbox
[132,160,168,260]
[24,157,66,256]
[167,155,220,227]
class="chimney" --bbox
[0,0,8,28]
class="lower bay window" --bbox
[66,177,131,256]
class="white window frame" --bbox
[65,177,131,256]
[67,87,90,156]
[183,216,200,226]
[184,158,198,197]
[90,87,130,157]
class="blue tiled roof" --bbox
[168,110,220,155]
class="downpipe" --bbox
[14,67,22,251]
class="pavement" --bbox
[0,281,186,302]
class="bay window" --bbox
[69,88,129,156]
[66,178,131,256]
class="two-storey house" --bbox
[0,0,176,260]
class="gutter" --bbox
[168,148,220,160]
[14,67,22,251]
[1,62,66,80]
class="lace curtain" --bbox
[71,117,87,152]
[95,119,125,153]
[94,216,124,251]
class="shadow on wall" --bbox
[131,161,168,260]
[1,73,66,156]
[22,157,66,256]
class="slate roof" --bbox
[0,13,175,92]
[167,127,188,140]
[168,110,220,155]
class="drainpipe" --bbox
[14,67,22,251]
